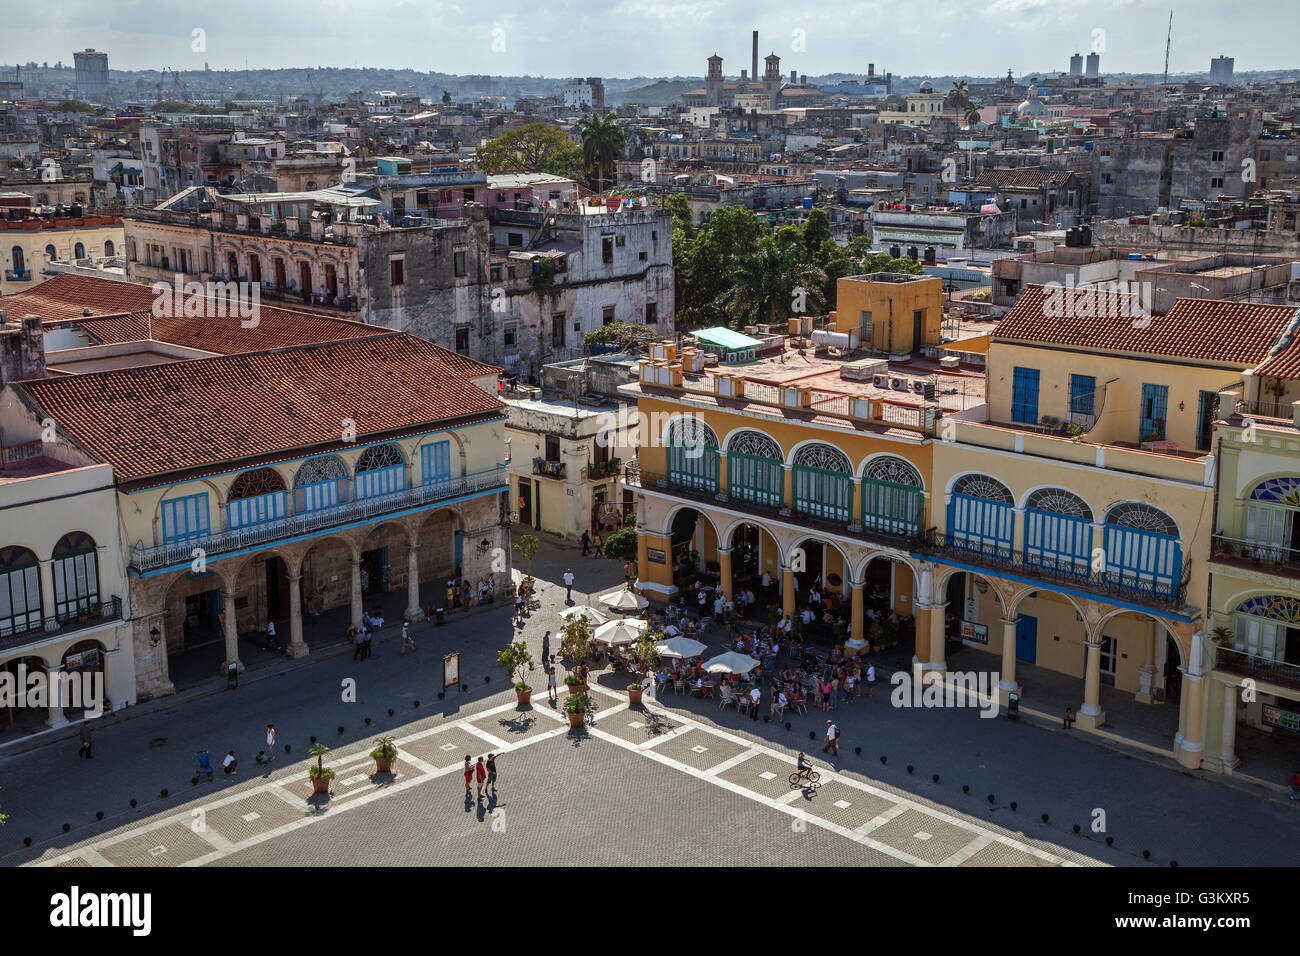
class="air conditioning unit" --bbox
[911,379,928,395]
[890,376,909,391]
[872,372,890,388]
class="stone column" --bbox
[850,579,864,642]
[718,548,732,600]
[1077,635,1106,730]
[39,559,58,632]
[350,556,363,629]
[999,616,1020,703]
[1175,670,1207,769]
[781,565,795,622]
[927,601,948,683]
[406,545,422,620]
[287,574,308,659]
[46,664,68,728]
[221,588,243,674]
[1216,681,1240,774]
[912,603,931,683]
[1135,618,1157,704]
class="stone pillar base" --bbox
[1174,734,1204,769]
[1200,752,1239,774]
[46,714,69,730]
[287,642,310,660]
[1075,707,1105,730]
[405,608,425,623]
[221,659,246,675]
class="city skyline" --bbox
[0,0,1293,81]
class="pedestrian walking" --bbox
[592,532,603,557]
[563,568,575,604]
[362,627,373,660]
[822,719,839,756]
[866,662,876,699]
[447,579,456,614]
[749,684,761,721]
[581,530,591,556]
[475,756,487,800]
[266,723,276,762]
[541,630,552,664]
[77,721,92,759]
[463,755,473,795]
[223,750,238,775]
[401,621,415,654]
[267,618,276,642]
[486,753,498,796]
[353,624,366,661]
[547,667,558,704]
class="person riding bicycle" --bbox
[795,752,813,779]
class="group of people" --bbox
[463,753,500,801]
[579,529,605,557]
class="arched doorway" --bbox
[61,639,107,719]
[0,655,48,732]
[666,507,719,591]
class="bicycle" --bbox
[789,767,821,788]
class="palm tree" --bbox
[949,79,970,112]
[715,235,827,329]
[964,102,983,127]
[578,112,625,194]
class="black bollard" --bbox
[414,700,420,708]
[285,744,291,754]
[484,676,491,684]
[1072,824,1081,834]
[130,799,137,808]
[1170,860,1178,868]
[62,823,70,833]
[906,765,913,774]
[1042,813,1049,823]
[1010,802,1017,811]
[23,837,31,847]
[160,789,168,798]
[933,774,939,783]
[438,692,445,700]
[310,735,317,744]
[988,794,995,803]
[461,684,468,692]
[388,709,395,717]
[1105,836,1114,846]
[191,777,199,786]
[96,811,103,820]
[854,747,861,756]
[809,731,815,740]
[337,726,344,734]
[365,717,372,726]
[880,756,887,764]
[1142,850,1151,859]
[962,785,969,794]
[784,722,791,730]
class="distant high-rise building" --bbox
[1069,53,1083,76]
[73,48,108,99]
[1210,55,1234,84]
[1085,52,1100,77]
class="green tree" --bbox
[537,143,590,188]
[497,641,536,691]
[441,90,452,104]
[513,534,539,577]
[676,205,764,327]
[477,122,574,175]
[577,112,625,193]
[663,192,694,239]
[964,103,983,126]
[715,234,827,328]
[54,99,95,113]
[949,80,970,112]
[802,207,832,257]
[603,526,638,563]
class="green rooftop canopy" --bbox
[692,327,764,351]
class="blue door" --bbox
[1015,614,1037,663]
[1011,367,1040,424]
[1139,383,1168,442]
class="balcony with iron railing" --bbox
[1209,533,1300,581]
[1214,645,1300,692]
[0,596,124,652]
[130,466,508,573]
[918,528,1191,610]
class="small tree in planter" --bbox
[370,735,398,774]
[559,612,595,678]
[626,627,663,705]
[869,620,886,653]
[564,691,590,729]
[307,742,334,794]
[498,641,537,706]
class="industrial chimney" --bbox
[752,31,758,82]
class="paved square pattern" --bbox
[796,781,895,830]
[470,710,562,744]
[717,753,804,800]
[652,729,748,771]
[96,821,216,867]
[401,727,493,768]
[205,794,305,843]
[594,711,684,746]
[960,840,1061,867]
[868,809,982,865]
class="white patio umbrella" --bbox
[702,651,760,675]
[593,618,647,646]
[655,636,707,659]
[559,604,608,625]
[601,589,649,612]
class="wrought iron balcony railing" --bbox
[1215,645,1300,691]
[0,596,124,651]
[130,466,508,573]
[1210,533,1300,577]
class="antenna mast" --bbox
[1162,10,1173,94]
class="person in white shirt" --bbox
[748,684,761,721]
[777,691,789,711]
[866,662,876,699]
[562,569,575,603]
[761,570,772,596]
[713,595,725,617]
[223,750,237,774]
[801,607,814,626]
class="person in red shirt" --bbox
[1290,771,1300,800]
[475,756,488,801]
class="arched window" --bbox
[74,242,85,260]
[227,468,287,529]
[1232,595,1300,662]
[294,455,348,513]
[1104,503,1181,598]
[793,443,852,523]
[104,240,115,256]
[862,456,924,538]
[52,532,99,619]
[665,416,719,493]
[947,474,1015,555]
[0,546,42,635]
[1024,488,1093,575]
[45,244,57,262]
[1243,476,1300,562]
[355,443,406,500]
[727,430,782,506]
[10,246,24,275]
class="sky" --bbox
[1,0,1295,79]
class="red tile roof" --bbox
[994,285,1299,365]
[18,334,505,487]
[2,273,158,321]
[972,167,1074,191]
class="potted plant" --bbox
[1210,625,1234,646]
[512,534,539,577]
[307,742,334,794]
[869,620,886,653]
[558,612,595,671]
[626,627,664,706]
[564,691,589,729]
[370,735,398,773]
[497,641,536,706]
[564,672,587,695]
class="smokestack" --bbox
[752,31,758,82]
[868,63,875,77]
[740,69,747,81]
[800,74,806,86]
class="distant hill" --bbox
[610,79,696,106]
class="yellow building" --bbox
[1,213,124,297]
[621,274,1300,770]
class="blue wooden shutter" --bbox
[1011,367,1039,424]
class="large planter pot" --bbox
[567,682,587,695]
[516,688,532,706]
[628,687,643,705]
[567,711,586,729]
[374,756,394,773]
[310,776,331,794]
